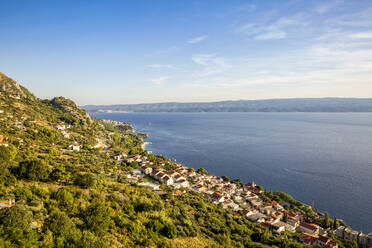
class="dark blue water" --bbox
[92,112,372,232]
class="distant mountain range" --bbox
[83,98,372,113]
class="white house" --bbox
[69,143,80,151]
[162,176,174,186]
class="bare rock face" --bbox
[0,72,34,99]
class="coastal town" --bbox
[1,108,371,247]
[115,153,372,248]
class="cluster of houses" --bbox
[299,233,338,247]
[56,123,71,139]
[335,226,372,247]
[118,154,343,247]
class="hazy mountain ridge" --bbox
[83,98,372,113]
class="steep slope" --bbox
[0,72,35,100]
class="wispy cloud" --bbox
[254,31,286,40]
[192,54,231,76]
[236,14,308,40]
[148,64,176,69]
[234,3,256,13]
[349,32,372,39]
[149,76,170,85]
[187,35,208,44]
[313,0,343,14]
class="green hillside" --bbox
[0,73,355,248]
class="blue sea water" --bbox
[91,112,372,232]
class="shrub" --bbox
[74,173,95,188]
[16,159,50,181]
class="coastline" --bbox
[95,113,372,241]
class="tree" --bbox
[0,204,38,247]
[0,146,11,162]
[50,165,71,182]
[333,218,339,229]
[83,202,111,236]
[54,189,74,211]
[282,212,288,222]
[43,210,75,237]
[17,159,50,181]
[222,175,230,182]
[0,205,32,230]
[197,168,208,175]
[74,173,95,188]
[323,212,331,228]
[232,178,243,187]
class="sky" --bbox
[1,0,372,105]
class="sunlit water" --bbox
[92,112,372,232]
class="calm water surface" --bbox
[92,112,372,232]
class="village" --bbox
[1,114,371,247]
[114,153,372,248]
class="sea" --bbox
[91,112,372,233]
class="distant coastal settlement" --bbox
[109,120,372,248]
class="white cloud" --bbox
[148,64,176,69]
[254,31,286,40]
[349,32,372,39]
[313,0,343,14]
[192,54,231,76]
[187,35,208,44]
[236,14,308,40]
[149,76,170,85]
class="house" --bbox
[154,172,165,180]
[56,124,66,130]
[141,166,153,175]
[193,184,207,192]
[174,189,185,195]
[233,194,243,202]
[242,209,256,217]
[211,192,225,203]
[343,228,359,241]
[113,154,127,161]
[169,171,179,177]
[69,143,80,151]
[0,135,8,147]
[287,216,299,227]
[270,221,287,233]
[299,233,319,246]
[174,174,186,182]
[186,170,196,177]
[317,235,338,248]
[131,169,142,175]
[0,142,8,147]
[161,176,174,186]
[176,179,189,188]
[62,131,70,138]
[300,233,338,248]
[298,222,320,234]
[246,213,266,223]
[0,200,15,209]
[138,182,160,191]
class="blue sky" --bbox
[1,0,372,105]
